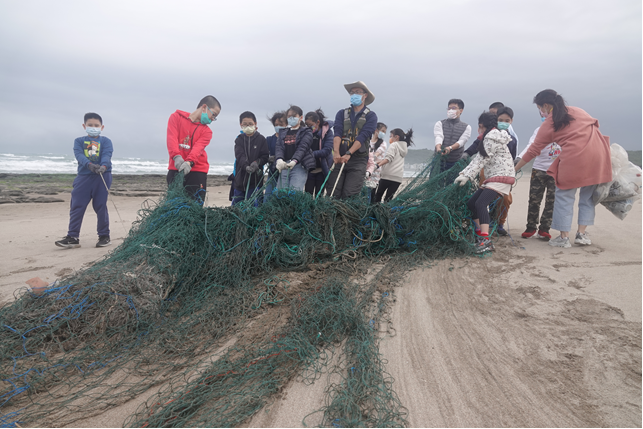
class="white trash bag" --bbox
[593,143,641,220]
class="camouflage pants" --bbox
[526,169,556,231]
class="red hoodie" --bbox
[166,110,213,173]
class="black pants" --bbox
[467,188,501,225]
[326,155,368,199]
[167,170,207,202]
[374,179,401,203]
[305,171,325,196]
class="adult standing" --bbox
[327,81,378,199]
[434,99,471,173]
[515,89,611,248]
[166,95,221,203]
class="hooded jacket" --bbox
[276,126,315,170]
[460,129,515,183]
[233,132,269,191]
[380,140,409,183]
[166,110,212,173]
[311,120,335,175]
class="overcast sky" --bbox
[0,0,640,163]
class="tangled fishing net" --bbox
[0,155,501,428]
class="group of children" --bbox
[55,86,612,258]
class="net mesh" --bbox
[0,155,499,428]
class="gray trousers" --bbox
[326,155,368,199]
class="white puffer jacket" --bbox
[460,129,515,183]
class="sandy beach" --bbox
[0,173,640,427]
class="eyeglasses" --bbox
[207,106,218,122]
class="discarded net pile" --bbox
[0,155,485,428]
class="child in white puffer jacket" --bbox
[455,112,515,254]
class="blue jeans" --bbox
[68,173,111,238]
[231,187,260,206]
[277,164,308,191]
[551,185,598,232]
[440,160,456,173]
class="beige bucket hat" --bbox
[344,81,375,106]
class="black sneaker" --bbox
[96,235,111,247]
[55,235,80,248]
[497,225,508,236]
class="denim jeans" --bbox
[551,185,598,232]
[277,164,308,191]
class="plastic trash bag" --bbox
[593,143,641,219]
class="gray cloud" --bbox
[0,0,640,164]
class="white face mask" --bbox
[242,125,256,135]
[447,109,458,120]
[86,126,101,136]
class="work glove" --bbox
[268,155,275,164]
[246,161,259,174]
[173,155,185,170]
[98,165,107,174]
[179,162,192,175]
[276,159,287,172]
[88,163,100,174]
[286,160,297,169]
[513,157,521,166]
[365,171,371,178]
[454,175,469,187]
[460,153,470,161]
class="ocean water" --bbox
[0,153,234,175]
[0,153,423,177]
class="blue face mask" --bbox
[86,126,101,136]
[350,94,363,107]
[287,116,299,127]
[541,117,546,123]
[497,122,510,131]
[378,131,386,140]
[274,126,285,133]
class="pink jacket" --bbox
[523,106,611,190]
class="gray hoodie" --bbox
[380,141,408,183]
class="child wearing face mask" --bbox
[374,128,413,203]
[275,105,315,192]
[454,112,515,254]
[55,112,113,249]
[232,111,269,206]
[365,122,388,202]
[303,109,334,196]
[264,111,287,202]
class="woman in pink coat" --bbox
[515,89,611,248]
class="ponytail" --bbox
[390,128,414,147]
[533,89,574,132]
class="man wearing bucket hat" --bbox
[326,81,378,199]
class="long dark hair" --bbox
[533,89,574,132]
[390,128,414,147]
[373,122,387,151]
[478,111,498,158]
[304,108,326,128]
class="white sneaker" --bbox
[574,232,591,245]
[548,235,571,248]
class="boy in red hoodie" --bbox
[166,95,221,203]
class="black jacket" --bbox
[275,127,315,170]
[234,132,269,191]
